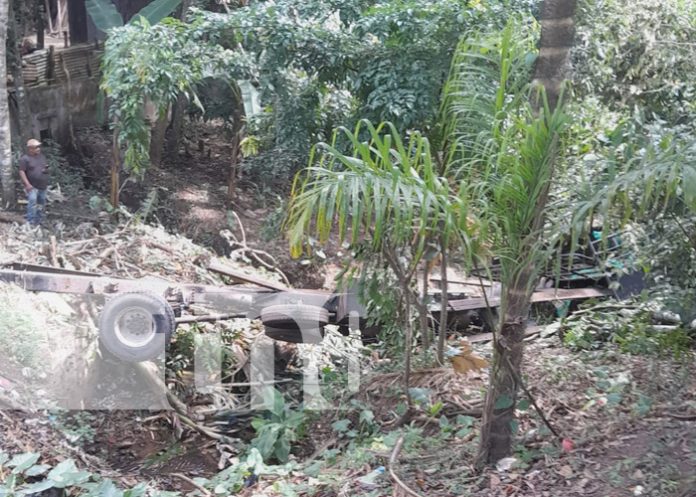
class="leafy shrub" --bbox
[250,389,307,463]
[0,290,48,369]
[562,298,693,358]
[43,140,85,196]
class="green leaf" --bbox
[517,398,531,412]
[124,482,148,497]
[24,464,51,477]
[408,388,431,404]
[331,419,351,433]
[509,419,519,435]
[245,448,266,473]
[427,402,444,417]
[494,394,514,410]
[85,0,124,31]
[304,461,323,478]
[274,436,291,463]
[606,392,623,407]
[96,479,123,497]
[438,415,450,429]
[253,425,281,460]
[456,415,474,428]
[16,479,55,495]
[8,453,40,474]
[359,409,375,425]
[0,452,8,466]
[47,459,91,487]
[134,0,183,25]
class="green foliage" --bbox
[184,0,538,183]
[0,293,46,368]
[614,323,692,359]
[287,120,449,261]
[86,0,183,32]
[574,0,696,125]
[562,298,693,358]
[260,198,287,241]
[250,389,307,463]
[444,24,573,298]
[42,141,85,196]
[101,17,253,173]
[0,454,94,497]
[192,449,288,495]
[49,411,97,445]
[563,0,696,264]
[286,21,571,369]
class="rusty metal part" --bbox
[0,263,269,315]
[207,260,289,291]
[442,287,612,313]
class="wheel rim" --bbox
[113,306,157,348]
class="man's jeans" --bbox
[26,188,47,226]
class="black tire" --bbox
[98,292,175,362]
[264,325,325,344]
[260,304,329,343]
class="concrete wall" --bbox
[11,77,101,146]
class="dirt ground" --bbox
[1,334,694,496]
[70,124,336,290]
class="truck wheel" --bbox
[261,304,328,343]
[98,292,175,362]
[264,325,325,344]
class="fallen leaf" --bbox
[496,457,518,472]
[451,340,488,374]
[558,465,573,478]
[562,438,575,452]
[490,474,501,488]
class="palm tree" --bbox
[471,0,578,465]
[0,0,15,209]
[287,120,456,405]
[438,22,572,465]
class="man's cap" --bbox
[27,139,41,148]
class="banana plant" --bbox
[85,0,182,33]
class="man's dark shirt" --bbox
[19,153,49,190]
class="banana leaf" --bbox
[85,0,123,31]
[134,0,183,25]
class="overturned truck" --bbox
[0,231,638,363]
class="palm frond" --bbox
[286,120,456,265]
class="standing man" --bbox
[18,139,49,226]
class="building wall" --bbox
[10,78,101,146]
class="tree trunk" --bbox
[8,0,33,147]
[0,0,17,208]
[149,109,169,168]
[419,266,430,351]
[227,128,241,202]
[531,0,578,111]
[437,238,448,364]
[110,128,120,208]
[476,0,577,467]
[165,93,185,160]
[164,0,192,160]
[226,82,245,203]
[476,276,531,466]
